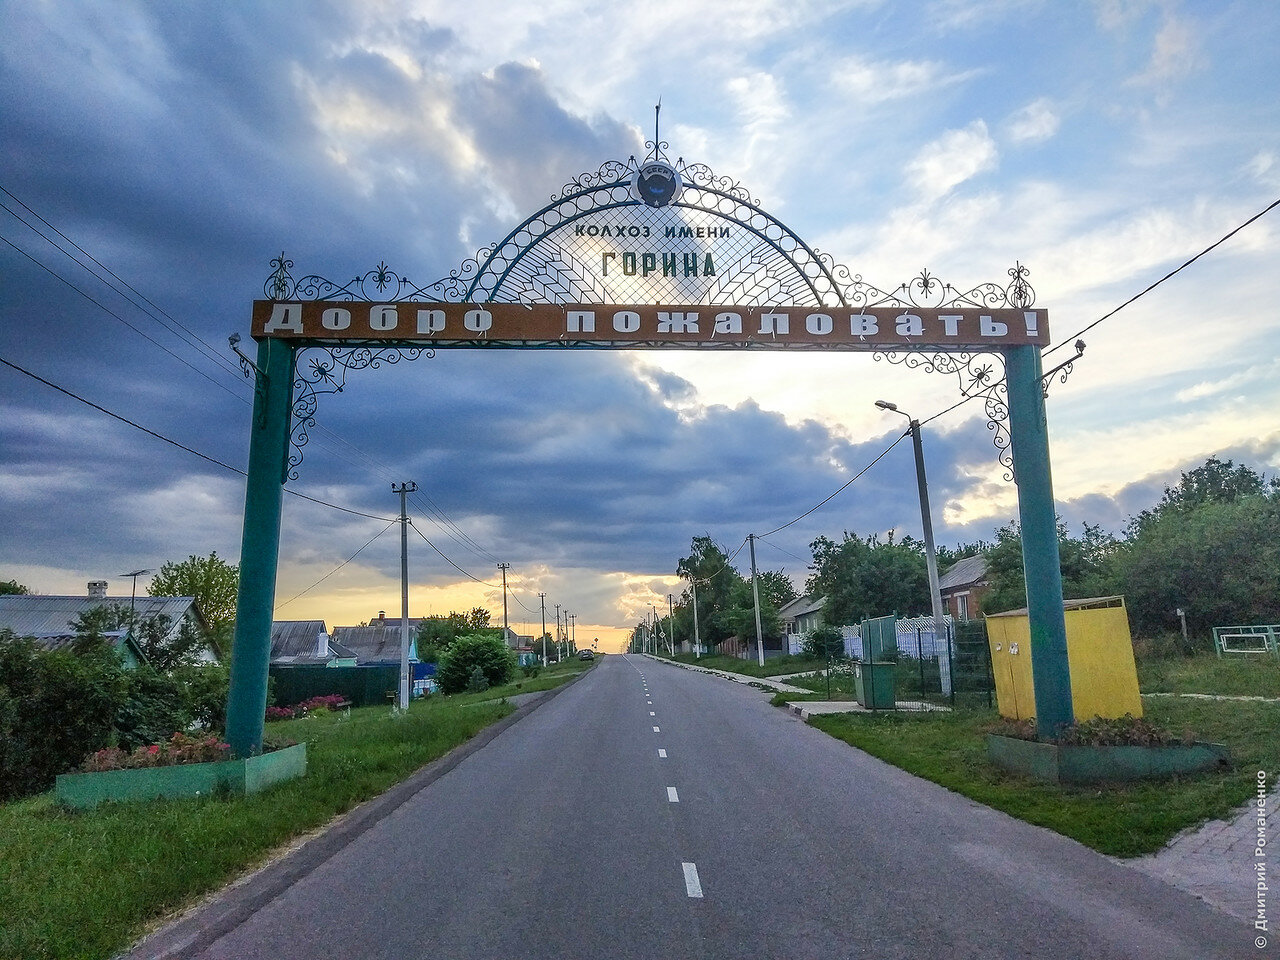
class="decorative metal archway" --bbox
[225,134,1076,757]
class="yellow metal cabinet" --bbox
[986,597,1143,721]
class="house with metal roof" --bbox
[331,625,419,665]
[269,620,357,666]
[0,582,218,665]
[938,555,990,621]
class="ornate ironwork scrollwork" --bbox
[874,349,1014,482]
[1041,339,1086,398]
[288,345,431,480]
[264,129,1044,484]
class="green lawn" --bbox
[1137,654,1280,698]
[660,652,827,677]
[0,666,586,960]
[806,695,1276,858]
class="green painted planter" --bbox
[56,743,307,810]
[986,734,1229,783]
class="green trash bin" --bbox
[855,661,896,709]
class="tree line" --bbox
[645,457,1279,653]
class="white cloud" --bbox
[905,121,999,201]
[1005,98,1060,145]
[1129,12,1202,88]
[829,57,981,104]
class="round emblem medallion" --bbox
[632,161,682,207]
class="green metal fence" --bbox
[268,665,400,708]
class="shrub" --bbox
[264,694,348,722]
[81,732,231,772]
[520,663,542,679]
[0,631,127,801]
[466,666,490,693]
[437,633,516,694]
[173,662,231,729]
[802,626,845,660]
[113,667,192,751]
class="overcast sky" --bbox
[2,0,1277,650]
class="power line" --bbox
[0,232,250,403]
[275,520,397,609]
[0,351,396,522]
[0,184,246,379]
[1044,195,1280,357]
[756,535,810,565]
[408,522,502,588]
[760,430,910,537]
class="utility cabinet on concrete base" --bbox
[986,596,1142,721]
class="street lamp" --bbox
[874,401,947,654]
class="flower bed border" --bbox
[55,743,307,809]
[986,734,1228,783]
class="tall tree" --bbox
[979,520,1121,615]
[148,552,239,655]
[0,579,29,596]
[806,530,930,626]
[1117,468,1280,639]
[1127,457,1276,538]
[676,536,744,647]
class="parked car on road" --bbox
[577,649,595,660]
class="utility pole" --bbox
[691,577,701,658]
[748,533,765,667]
[538,592,548,666]
[875,401,948,682]
[667,594,676,655]
[392,482,417,711]
[568,612,577,654]
[497,562,511,639]
[554,604,562,660]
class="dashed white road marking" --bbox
[649,711,656,716]
[658,749,667,758]
[653,726,660,732]
[667,787,679,803]
[682,862,703,898]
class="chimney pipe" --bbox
[88,581,108,600]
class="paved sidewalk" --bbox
[639,653,810,694]
[785,699,950,718]
[1122,781,1278,921]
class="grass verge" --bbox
[660,652,826,677]
[1137,654,1280,698]
[0,666,585,960]
[805,696,1278,858]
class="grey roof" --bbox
[938,555,988,592]
[332,625,413,663]
[0,595,208,640]
[778,594,825,620]
[28,629,147,663]
[270,620,334,663]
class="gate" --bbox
[224,124,1077,755]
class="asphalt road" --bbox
[179,654,1251,960]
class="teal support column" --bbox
[1004,345,1074,738]
[225,337,295,758]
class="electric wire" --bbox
[275,521,397,609]
[0,233,251,403]
[0,186,245,379]
[1043,195,1280,357]
[759,430,910,538]
[408,522,502,588]
[1,187,508,573]
[0,352,397,523]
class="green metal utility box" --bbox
[855,661,896,709]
